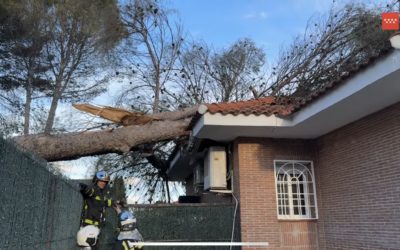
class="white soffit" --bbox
[193,51,400,141]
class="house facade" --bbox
[167,50,400,249]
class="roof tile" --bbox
[193,48,393,121]
[205,96,297,117]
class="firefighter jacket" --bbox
[79,183,114,227]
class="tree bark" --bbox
[23,81,32,135]
[12,106,199,161]
[44,79,63,134]
[13,119,191,161]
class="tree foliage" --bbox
[0,1,52,134]
[97,148,183,204]
[6,1,397,203]
[43,0,125,133]
[116,0,183,113]
[110,176,128,204]
[165,38,266,108]
[0,0,125,135]
[207,38,266,102]
[255,4,392,98]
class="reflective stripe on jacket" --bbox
[80,184,113,227]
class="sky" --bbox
[170,0,382,63]
[58,0,387,180]
[51,0,393,204]
[59,0,386,179]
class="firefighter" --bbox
[77,170,118,249]
[112,208,144,250]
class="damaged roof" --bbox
[197,47,393,119]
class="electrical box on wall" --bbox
[204,146,227,190]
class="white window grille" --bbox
[274,160,318,219]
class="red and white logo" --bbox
[382,12,399,30]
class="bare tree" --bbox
[117,0,183,113]
[207,38,266,102]
[256,4,392,98]
[163,41,213,108]
[105,0,187,202]
[164,38,267,108]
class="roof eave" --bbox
[193,50,400,141]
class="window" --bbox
[274,160,318,219]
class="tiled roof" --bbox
[205,96,297,117]
[202,47,393,118]
[288,48,394,113]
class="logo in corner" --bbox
[382,12,399,30]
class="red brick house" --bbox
[167,49,400,249]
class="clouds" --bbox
[243,11,268,20]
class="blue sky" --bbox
[171,0,383,62]
[62,0,388,180]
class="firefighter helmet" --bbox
[119,210,137,231]
[76,225,100,247]
[94,170,110,183]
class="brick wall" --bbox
[235,102,400,249]
[234,138,319,250]
[315,101,400,249]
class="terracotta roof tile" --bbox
[289,48,393,113]
[205,96,297,117]
[186,48,393,131]
[202,48,393,118]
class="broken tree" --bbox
[12,105,200,161]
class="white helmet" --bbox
[77,225,100,247]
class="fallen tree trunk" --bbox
[12,106,199,161]
[13,119,190,161]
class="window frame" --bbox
[273,160,318,220]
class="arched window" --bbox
[274,160,318,219]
